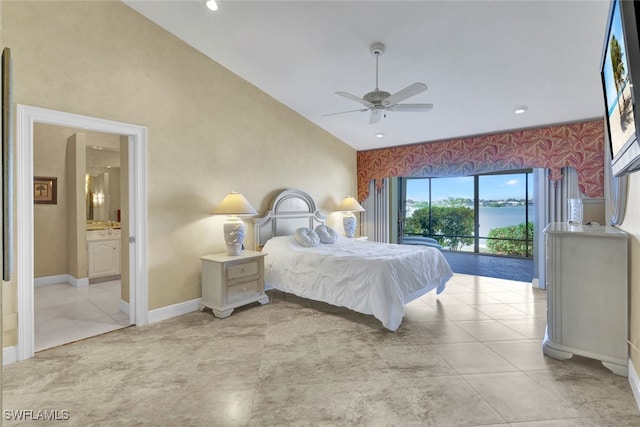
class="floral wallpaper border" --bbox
[357,120,604,201]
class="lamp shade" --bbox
[211,192,257,256]
[211,192,258,216]
[337,196,365,212]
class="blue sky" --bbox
[406,174,533,201]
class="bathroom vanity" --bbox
[87,228,121,279]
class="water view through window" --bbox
[401,170,533,257]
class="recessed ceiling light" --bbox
[205,0,218,11]
[514,106,528,114]
[375,132,385,138]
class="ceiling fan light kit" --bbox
[514,105,528,114]
[325,42,433,125]
[205,0,218,11]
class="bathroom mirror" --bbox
[86,138,121,224]
[86,171,120,222]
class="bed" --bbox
[253,189,453,331]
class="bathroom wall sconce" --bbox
[337,196,365,238]
[211,192,258,255]
[92,192,104,206]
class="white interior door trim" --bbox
[16,105,148,360]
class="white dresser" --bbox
[543,222,628,375]
[200,251,269,318]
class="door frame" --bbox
[16,105,148,360]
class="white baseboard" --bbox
[34,274,69,287]
[628,358,640,411]
[69,276,89,288]
[531,278,542,289]
[34,274,88,288]
[3,346,18,365]
[148,298,202,324]
[119,299,130,316]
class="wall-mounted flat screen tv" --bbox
[601,0,640,176]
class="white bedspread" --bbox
[262,236,454,331]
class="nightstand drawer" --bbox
[227,260,259,280]
[227,279,260,303]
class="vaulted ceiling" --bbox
[124,0,610,151]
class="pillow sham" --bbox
[315,224,339,244]
[293,227,320,247]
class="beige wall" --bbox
[33,124,71,277]
[621,174,640,372]
[2,0,355,347]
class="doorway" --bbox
[16,105,148,360]
[399,170,534,256]
[33,124,126,351]
[397,170,535,283]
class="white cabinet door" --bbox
[88,239,121,278]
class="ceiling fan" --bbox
[325,43,433,125]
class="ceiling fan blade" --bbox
[391,103,434,112]
[382,82,428,106]
[336,91,374,107]
[369,109,383,124]
[322,108,369,117]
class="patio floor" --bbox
[442,251,534,283]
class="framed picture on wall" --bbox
[34,176,57,205]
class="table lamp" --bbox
[337,196,365,238]
[211,192,258,255]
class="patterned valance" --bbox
[357,120,604,201]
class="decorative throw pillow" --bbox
[293,227,320,247]
[315,224,339,244]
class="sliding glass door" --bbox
[478,172,533,257]
[400,170,533,258]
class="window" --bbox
[400,170,533,258]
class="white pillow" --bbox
[293,227,320,247]
[315,224,339,244]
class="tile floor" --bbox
[5,273,640,426]
[34,279,131,352]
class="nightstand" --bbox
[200,251,269,318]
